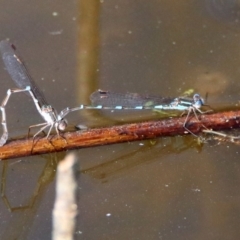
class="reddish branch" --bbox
[0,109,239,160]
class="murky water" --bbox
[1,0,240,239]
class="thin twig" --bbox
[0,109,240,160]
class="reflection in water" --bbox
[81,136,203,182]
[1,156,57,212]
[0,153,63,239]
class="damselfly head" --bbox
[58,119,68,131]
[193,94,204,108]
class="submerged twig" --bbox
[203,129,240,145]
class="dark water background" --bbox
[1,0,240,239]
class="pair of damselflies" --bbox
[0,40,210,146]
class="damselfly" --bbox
[0,40,99,146]
[0,40,71,146]
[89,90,212,137]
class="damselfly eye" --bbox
[193,94,200,101]
[58,119,67,131]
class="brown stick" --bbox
[0,109,239,160]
